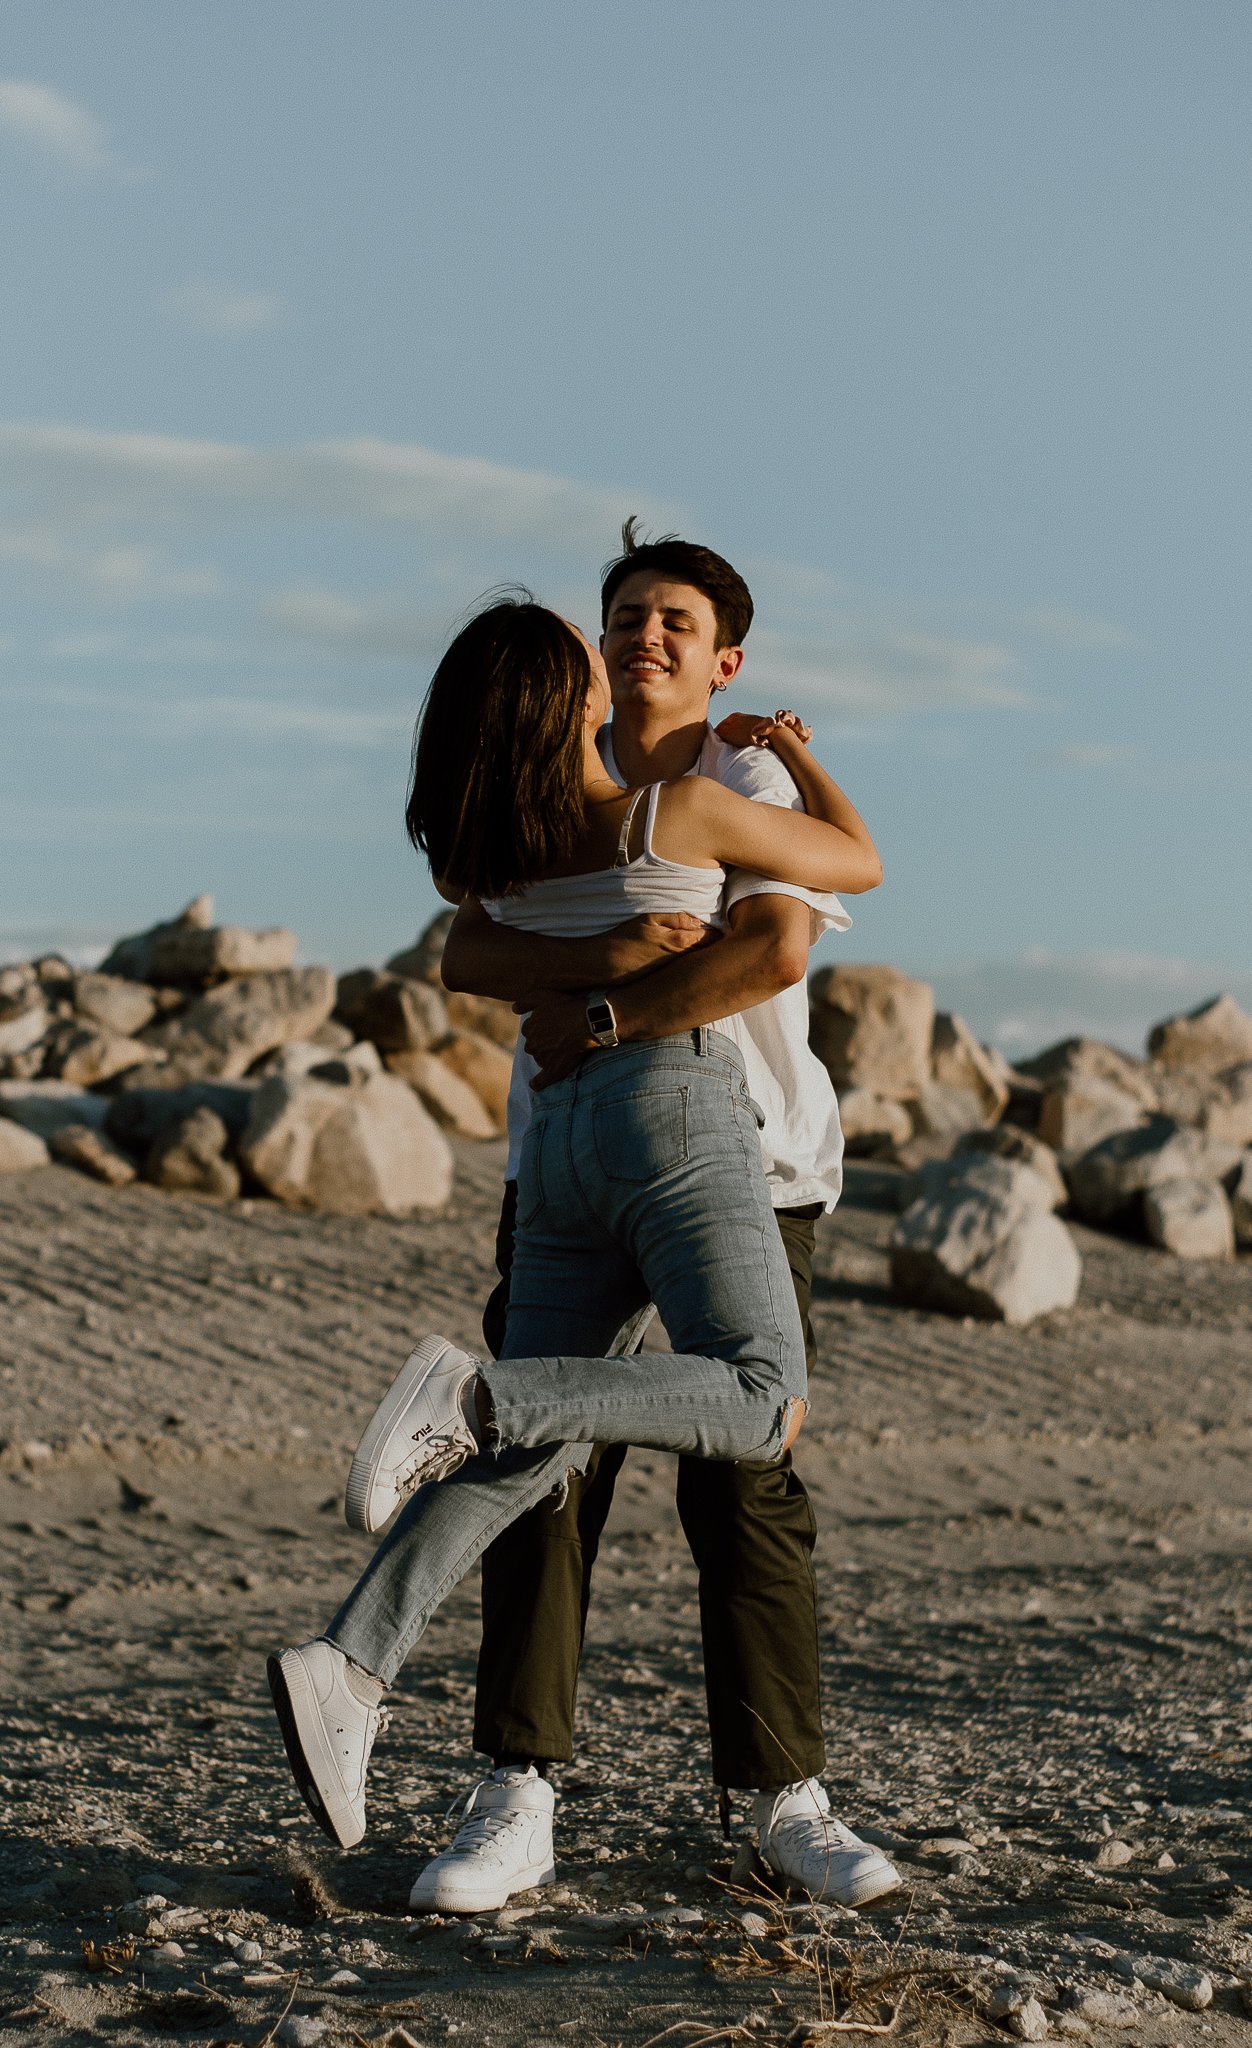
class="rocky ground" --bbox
[1,1139,1250,2048]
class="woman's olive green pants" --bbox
[474,1182,827,1790]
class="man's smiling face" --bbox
[601,571,743,720]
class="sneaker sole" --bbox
[409,1858,557,1915]
[266,1649,364,1850]
[345,1336,466,1535]
[763,1854,903,1910]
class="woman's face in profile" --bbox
[563,618,612,727]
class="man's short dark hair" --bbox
[600,516,754,649]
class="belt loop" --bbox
[694,1024,709,1056]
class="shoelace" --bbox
[359,1701,391,1776]
[772,1811,858,1849]
[397,1428,473,1495]
[441,1782,530,1859]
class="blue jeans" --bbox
[327,1030,807,1684]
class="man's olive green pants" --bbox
[474,1181,826,1790]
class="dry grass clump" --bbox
[646,1880,979,2047]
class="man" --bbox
[411,521,898,1914]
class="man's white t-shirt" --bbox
[503,721,851,1213]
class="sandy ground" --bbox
[1,1139,1250,2047]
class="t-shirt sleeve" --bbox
[710,736,853,943]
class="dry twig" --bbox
[257,1969,302,2047]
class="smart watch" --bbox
[585,990,620,1048]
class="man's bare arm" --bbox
[520,893,812,1084]
[440,896,708,1003]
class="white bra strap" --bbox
[642,780,663,858]
[614,786,649,867]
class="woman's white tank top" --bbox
[482,782,725,936]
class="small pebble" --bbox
[738,1911,772,1939]
[1005,1998,1049,2041]
[1094,1839,1133,1868]
[151,1940,184,1962]
[1156,1850,1176,1870]
[1061,1988,1138,2028]
[234,1939,263,1964]
[920,1835,977,1857]
[323,1967,363,1986]
[1049,2016,1090,2039]
[277,2020,328,2048]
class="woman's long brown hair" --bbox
[406,596,591,899]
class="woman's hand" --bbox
[715,709,813,750]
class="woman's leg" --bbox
[485,1037,806,1463]
[325,1238,653,1684]
[329,1037,805,1676]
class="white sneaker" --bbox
[267,1639,388,1849]
[753,1780,901,1907]
[409,1766,556,1914]
[345,1335,481,1534]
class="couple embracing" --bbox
[269,522,900,1915]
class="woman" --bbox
[269,596,881,1851]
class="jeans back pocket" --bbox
[592,1087,689,1185]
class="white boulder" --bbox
[142,967,336,1083]
[1067,1116,1242,1229]
[49,1123,138,1187]
[71,971,160,1038]
[1148,992,1252,1073]
[953,1125,1069,1208]
[386,1049,498,1139]
[1038,1074,1145,1157]
[0,998,49,1059]
[837,1087,913,1156]
[240,1072,453,1215]
[147,924,298,984]
[1144,1177,1235,1259]
[0,1120,51,1173]
[809,964,935,1098]
[890,1155,1081,1325]
[930,1011,1009,1120]
[430,1029,513,1131]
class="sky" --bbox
[1,1,1248,1056]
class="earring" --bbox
[711,680,727,692]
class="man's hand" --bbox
[597,911,713,985]
[520,989,598,1089]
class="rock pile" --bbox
[4,910,1248,1288]
[807,972,1252,1323]
[0,897,515,1217]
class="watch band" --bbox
[585,989,619,1048]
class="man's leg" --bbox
[674,1204,824,1790]
[674,1203,900,1906]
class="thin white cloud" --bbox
[0,78,142,178]
[747,625,1029,717]
[0,421,675,549]
[1013,606,1146,654]
[0,520,220,600]
[163,278,288,336]
[2,677,407,750]
[263,587,443,661]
